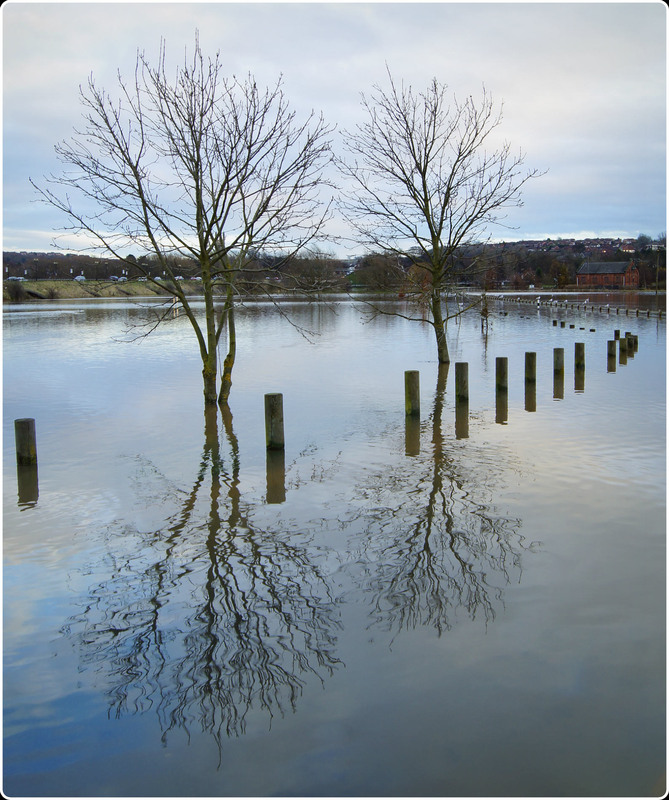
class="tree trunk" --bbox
[431,290,450,363]
[199,253,220,406]
[202,355,218,405]
[218,299,236,406]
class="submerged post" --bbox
[626,334,635,358]
[553,347,564,401]
[525,352,537,384]
[496,357,508,392]
[455,362,469,404]
[15,418,37,466]
[574,343,585,393]
[553,347,564,373]
[524,352,536,412]
[404,370,420,417]
[607,340,617,373]
[264,393,285,450]
[619,336,628,365]
[14,418,38,506]
[455,362,469,439]
[495,357,508,424]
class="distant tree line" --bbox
[4,233,665,292]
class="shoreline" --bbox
[3,278,666,304]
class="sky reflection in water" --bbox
[3,297,665,797]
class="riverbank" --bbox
[4,278,666,306]
[3,278,203,302]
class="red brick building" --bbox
[576,261,639,288]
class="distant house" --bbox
[576,261,639,289]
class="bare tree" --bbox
[338,71,542,363]
[32,37,333,405]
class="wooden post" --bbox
[496,357,508,392]
[525,352,537,383]
[553,319,558,326]
[553,348,565,399]
[574,343,585,393]
[455,362,469,404]
[495,357,508,424]
[614,329,620,339]
[404,370,420,417]
[455,362,469,439]
[524,352,536,412]
[15,418,37,466]
[619,336,628,365]
[607,340,616,373]
[553,347,564,373]
[264,393,285,450]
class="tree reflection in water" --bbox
[64,406,342,749]
[63,371,533,749]
[348,364,532,637]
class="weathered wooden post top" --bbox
[404,370,420,417]
[455,362,469,404]
[264,393,285,450]
[496,356,508,392]
[15,418,38,466]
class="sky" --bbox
[1,0,667,257]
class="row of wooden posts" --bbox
[13,328,641,463]
[13,330,640,504]
[503,296,663,318]
[262,331,640,450]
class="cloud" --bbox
[2,1,666,251]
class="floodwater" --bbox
[3,294,666,797]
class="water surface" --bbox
[3,296,665,796]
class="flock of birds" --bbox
[494,295,609,309]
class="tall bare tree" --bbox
[32,37,333,405]
[338,72,542,363]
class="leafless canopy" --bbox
[337,72,542,362]
[32,36,334,404]
[339,72,540,262]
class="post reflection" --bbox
[357,365,530,637]
[17,463,39,507]
[405,415,421,456]
[62,406,341,750]
[266,448,286,503]
[496,386,509,423]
